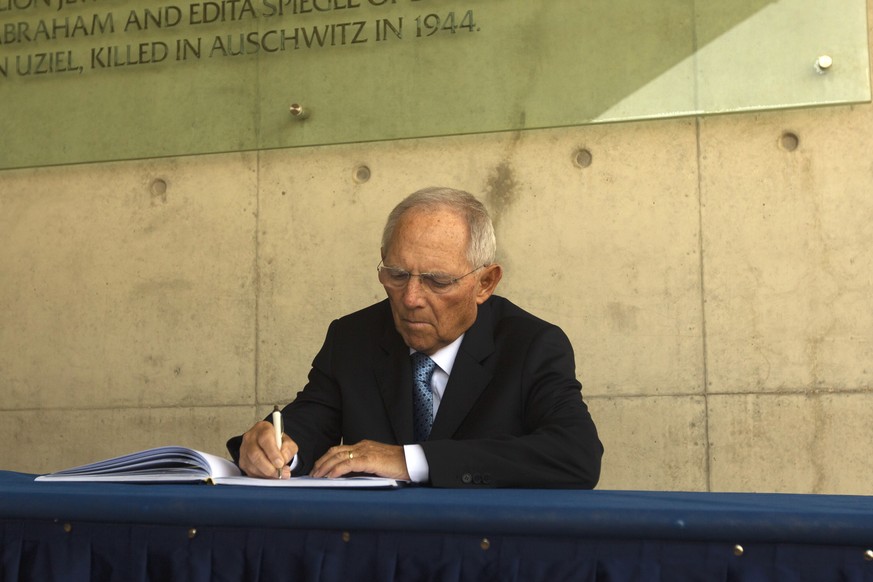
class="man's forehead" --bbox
[386,208,468,253]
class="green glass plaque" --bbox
[1,0,869,169]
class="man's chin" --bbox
[399,329,437,354]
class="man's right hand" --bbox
[238,420,298,479]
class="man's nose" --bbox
[401,276,427,306]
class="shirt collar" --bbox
[410,334,464,376]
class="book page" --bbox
[35,446,240,483]
[197,450,241,478]
[214,475,404,488]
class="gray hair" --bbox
[381,187,497,267]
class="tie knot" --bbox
[411,352,436,380]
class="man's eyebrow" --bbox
[385,263,452,276]
[416,268,453,276]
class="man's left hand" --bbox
[310,440,411,480]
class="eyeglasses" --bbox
[377,261,483,294]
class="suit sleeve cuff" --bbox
[403,444,429,483]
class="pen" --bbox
[272,405,283,478]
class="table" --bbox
[2,470,873,581]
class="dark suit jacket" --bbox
[228,295,602,488]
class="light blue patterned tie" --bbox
[411,352,436,442]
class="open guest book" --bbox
[34,446,404,488]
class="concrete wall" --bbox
[2,11,871,494]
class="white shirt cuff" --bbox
[403,444,429,483]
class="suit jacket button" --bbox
[473,473,482,484]
[462,473,472,484]
[482,473,492,484]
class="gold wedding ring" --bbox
[348,451,354,460]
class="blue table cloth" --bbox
[3,470,873,581]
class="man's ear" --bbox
[475,264,503,304]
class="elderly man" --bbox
[228,187,602,488]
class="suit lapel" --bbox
[375,319,415,444]
[429,300,495,440]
